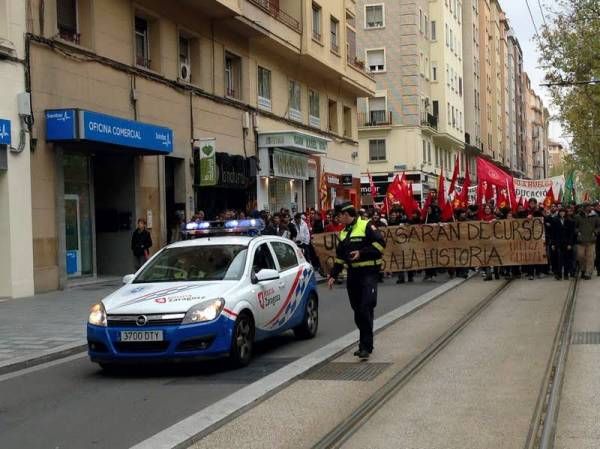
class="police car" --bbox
[87,220,318,369]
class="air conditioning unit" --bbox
[179,63,191,82]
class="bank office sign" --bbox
[45,109,173,154]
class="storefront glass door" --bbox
[64,153,93,277]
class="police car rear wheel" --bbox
[230,312,254,367]
[293,293,318,339]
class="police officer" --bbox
[327,202,386,360]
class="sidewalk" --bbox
[0,280,120,370]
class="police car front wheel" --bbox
[229,312,255,367]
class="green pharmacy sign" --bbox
[198,139,217,186]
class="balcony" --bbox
[421,113,438,130]
[347,54,370,76]
[359,111,392,127]
[247,0,300,32]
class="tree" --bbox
[538,0,600,197]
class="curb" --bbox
[130,277,468,449]
[0,341,87,376]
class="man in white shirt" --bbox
[293,213,311,247]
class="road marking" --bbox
[130,278,466,449]
[0,353,87,383]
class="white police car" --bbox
[87,220,318,369]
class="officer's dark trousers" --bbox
[346,270,378,352]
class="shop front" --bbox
[323,172,360,210]
[194,148,256,218]
[46,109,173,283]
[257,131,329,213]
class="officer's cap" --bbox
[334,201,355,215]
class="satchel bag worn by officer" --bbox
[327,202,386,360]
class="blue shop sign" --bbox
[0,119,11,145]
[45,109,173,154]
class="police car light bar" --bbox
[183,219,265,237]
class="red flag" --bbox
[387,174,403,204]
[595,174,600,186]
[497,187,509,209]
[476,157,516,208]
[367,170,377,204]
[437,167,447,210]
[421,191,433,221]
[543,186,556,208]
[448,155,460,196]
[455,163,471,209]
[319,171,328,213]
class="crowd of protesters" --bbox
[178,196,600,282]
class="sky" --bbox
[501,0,566,146]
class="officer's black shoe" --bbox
[356,350,370,360]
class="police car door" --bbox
[267,241,303,329]
[251,243,281,330]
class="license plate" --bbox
[119,330,164,342]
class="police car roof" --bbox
[166,234,295,249]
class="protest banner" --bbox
[513,176,564,202]
[313,218,547,273]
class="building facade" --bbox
[25,0,374,293]
[547,139,566,174]
[0,0,35,298]
[355,0,466,205]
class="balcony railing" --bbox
[247,0,301,32]
[359,111,392,127]
[421,113,438,129]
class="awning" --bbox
[46,109,173,154]
[257,130,330,155]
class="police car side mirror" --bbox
[254,269,280,283]
[122,274,135,284]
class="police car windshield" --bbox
[134,245,248,283]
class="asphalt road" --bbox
[0,277,440,449]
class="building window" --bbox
[330,16,339,52]
[419,9,423,33]
[459,76,463,96]
[447,102,451,125]
[432,62,438,81]
[431,21,437,41]
[368,96,387,124]
[435,146,440,167]
[309,89,320,128]
[364,4,384,29]
[312,3,322,41]
[328,99,338,133]
[369,139,386,161]
[135,16,150,68]
[422,140,427,163]
[257,66,271,111]
[225,52,241,99]
[343,106,352,138]
[366,48,385,72]
[289,80,302,122]
[57,0,79,43]
[427,141,432,163]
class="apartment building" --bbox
[462,0,481,156]
[355,0,466,205]
[547,139,566,173]
[0,0,35,298]
[25,0,374,293]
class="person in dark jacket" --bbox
[550,208,576,280]
[131,218,152,271]
[327,202,386,360]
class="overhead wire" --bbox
[525,0,541,39]
[537,0,548,26]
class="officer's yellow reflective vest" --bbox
[337,219,383,268]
